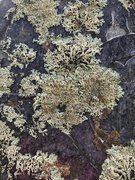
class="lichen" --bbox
[0,120,19,149]
[74,62,124,117]
[9,43,36,68]
[118,0,135,10]
[11,0,61,44]
[0,105,26,132]
[99,140,135,180]
[0,121,19,176]
[0,37,11,50]
[31,59,123,135]
[33,73,85,135]
[62,0,107,34]
[0,0,125,178]
[0,67,13,97]
[45,33,103,73]
[19,69,40,97]
[3,146,65,180]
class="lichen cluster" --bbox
[62,0,107,34]
[9,0,123,136]
[0,121,66,180]
[45,34,102,73]
[4,147,64,180]
[9,43,36,68]
[0,0,126,179]
[0,67,13,97]
[100,140,135,180]
[19,69,40,97]
[0,120,19,151]
[30,60,123,135]
[0,105,26,132]
[118,0,135,10]
[11,0,61,44]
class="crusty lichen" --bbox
[62,0,107,34]
[45,33,102,74]
[99,140,135,180]
[0,67,13,97]
[9,43,36,68]
[10,0,61,44]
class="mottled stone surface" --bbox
[0,0,135,179]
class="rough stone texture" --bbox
[0,0,135,180]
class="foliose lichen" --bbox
[45,33,103,73]
[32,73,85,135]
[10,0,61,44]
[0,120,19,150]
[62,0,107,34]
[9,43,36,68]
[99,140,135,180]
[19,69,40,97]
[4,147,64,180]
[0,0,126,178]
[0,67,13,97]
[118,0,135,10]
[0,105,26,132]
[20,59,123,135]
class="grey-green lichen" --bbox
[19,69,40,97]
[0,121,64,180]
[0,67,13,97]
[9,43,36,68]
[25,59,123,135]
[0,37,11,50]
[10,0,61,44]
[0,105,26,132]
[0,0,126,179]
[99,140,135,180]
[62,0,107,34]
[0,121,19,176]
[0,120,19,150]
[3,146,63,180]
[118,0,135,10]
[45,33,103,73]
[33,73,85,135]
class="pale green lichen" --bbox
[118,0,135,10]
[3,146,64,180]
[100,140,135,180]
[0,120,64,179]
[62,0,107,34]
[19,69,41,97]
[45,33,103,73]
[33,73,85,135]
[0,105,26,132]
[0,121,19,174]
[31,59,123,135]
[74,62,124,117]
[11,0,61,44]
[0,67,13,97]
[9,43,36,68]
[0,37,11,50]
[0,121,19,149]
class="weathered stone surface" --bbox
[0,0,135,179]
